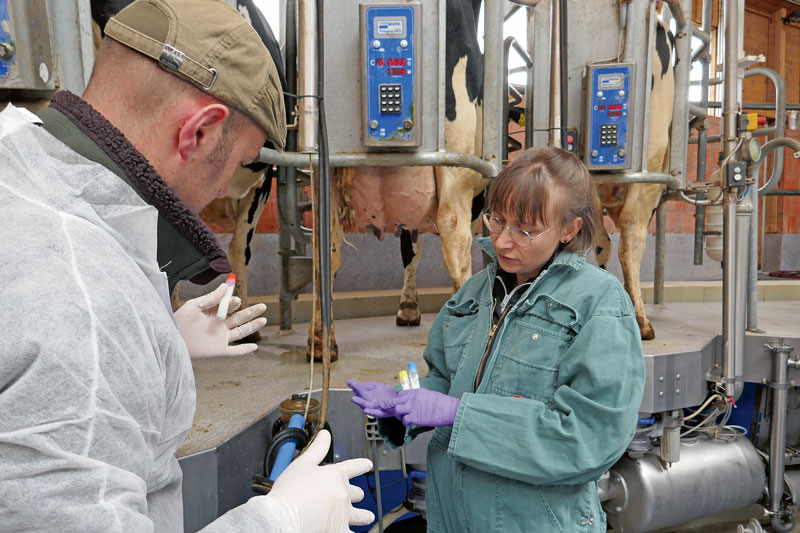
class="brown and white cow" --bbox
[594,21,675,340]
[308,0,486,360]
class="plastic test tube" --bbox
[216,273,237,321]
[407,362,420,389]
[398,370,411,390]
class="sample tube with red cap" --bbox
[216,273,237,321]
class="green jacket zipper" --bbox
[473,303,513,391]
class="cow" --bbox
[308,0,486,361]
[593,20,675,341]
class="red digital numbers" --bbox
[376,59,385,66]
[608,104,623,110]
[387,58,406,66]
[387,67,406,75]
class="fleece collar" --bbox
[43,91,230,288]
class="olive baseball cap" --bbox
[104,0,286,150]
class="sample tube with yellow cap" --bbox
[398,370,411,390]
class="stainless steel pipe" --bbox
[258,147,497,178]
[767,341,797,532]
[297,0,318,153]
[548,0,561,148]
[720,0,739,399]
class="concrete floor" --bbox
[178,299,800,458]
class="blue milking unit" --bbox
[360,3,421,148]
[582,63,635,171]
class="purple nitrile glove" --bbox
[393,388,461,427]
[347,380,399,418]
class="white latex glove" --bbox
[174,282,267,358]
[246,429,375,532]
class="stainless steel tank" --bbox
[604,435,766,532]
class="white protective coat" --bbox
[0,104,281,532]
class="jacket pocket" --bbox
[490,323,569,402]
[524,294,580,338]
[441,298,480,378]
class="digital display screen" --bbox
[376,59,385,66]
[387,58,406,66]
[607,104,623,110]
[387,67,406,75]
[608,111,622,117]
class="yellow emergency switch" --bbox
[746,113,758,131]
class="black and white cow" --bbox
[594,20,675,340]
[309,0,486,360]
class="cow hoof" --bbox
[396,308,421,327]
[305,342,339,363]
[640,323,656,341]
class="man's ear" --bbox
[176,103,230,161]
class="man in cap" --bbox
[0,0,374,531]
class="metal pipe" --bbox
[258,147,498,177]
[654,199,666,304]
[639,0,657,173]
[722,0,738,159]
[690,27,711,64]
[747,67,787,193]
[558,0,568,149]
[591,171,681,189]
[766,189,800,196]
[693,0,712,267]
[766,340,796,532]
[703,102,800,110]
[747,162,760,332]
[297,0,318,153]
[758,138,800,195]
[482,0,504,173]
[371,438,384,533]
[667,0,692,189]
[525,5,535,149]
[622,0,649,173]
[689,103,708,119]
[722,192,737,398]
[734,201,751,400]
[279,0,303,331]
[663,0,687,31]
[720,0,739,399]
[548,0,561,148]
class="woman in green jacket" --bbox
[349,146,645,532]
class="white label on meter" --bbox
[599,74,623,90]
[376,19,404,35]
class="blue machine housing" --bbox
[582,63,634,171]
[361,3,421,148]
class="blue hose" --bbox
[269,414,306,481]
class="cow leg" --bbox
[229,171,273,308]
[594,207,613,270]
[307,169,344,362]
[617,183,663,341]
[435,166,485,292]
[397,229,422,326]
[223,171,272,343]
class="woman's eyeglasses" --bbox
[482,212,554,247]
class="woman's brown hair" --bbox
[486,146,599,254]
